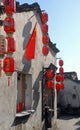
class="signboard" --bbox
[0,35,7,55]
[0,60,2,76]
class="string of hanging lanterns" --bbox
[45,69,55,89]
[56,59,64,90]
[41,12,49,56]
[0,0,16,87]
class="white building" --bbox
[0,2,59,130]
[58,72,80,115]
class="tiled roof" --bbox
[0,2,42,14]
[49,41,60,53]
[16,2,41,13]
[63,71,80,83]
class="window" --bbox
[16,72,32,113]
[72,94,76,99]
[25,74,32,110]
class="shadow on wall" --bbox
[75,128,80,130]
[75,120,80,130]
[33,71,42,110]
[12,115,30,126]
[22,21,32,73]
[22,19,42,110]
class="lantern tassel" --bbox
[8,76,10,87]
[44,56,47,61]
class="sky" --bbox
[17,0,80,79]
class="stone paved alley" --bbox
[53,115,80,130]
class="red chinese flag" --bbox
[24,24,36,61]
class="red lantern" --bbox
[4,0,16,14]
[42,24,48,33]
[42,45,49,56]
[6,37,16,53]
[45,69,55,79]
[0,35,7,55]
[61,83,64,89]
[41,12,48,23]
[60,75,64,81]
[46,80,54,89]
[42,34,49,44]
[56,83,61,90]
[4,17,15,33]
[3,57,15,75]
[59,67,64,74]
[59,59,64,66]
[56,74,61,82]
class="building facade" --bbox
[0,2,59,130]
